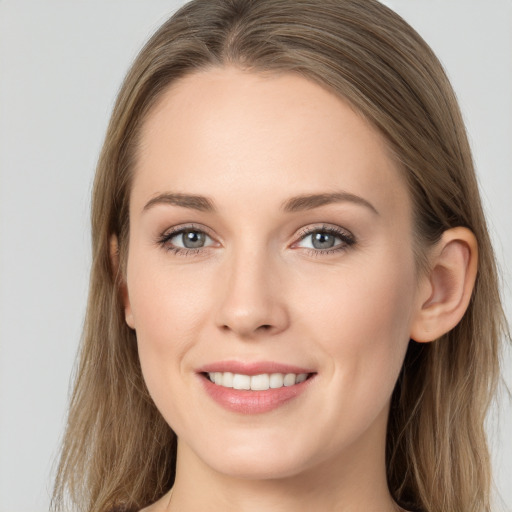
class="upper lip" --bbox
[197,360,315,376]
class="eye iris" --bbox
[182,230,205,248]
[312,231,336,249]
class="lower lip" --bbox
[200,374,314,414]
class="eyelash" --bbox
[156,223,214,257]
[294,225,356,256]
[156,224,356,257]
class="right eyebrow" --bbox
[281,191,379,215]
[142,192,216,213]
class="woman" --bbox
[52,1,508,511]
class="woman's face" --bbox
[124,67,424,479]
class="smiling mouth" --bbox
[204,372,313,390]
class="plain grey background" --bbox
[0,1,511,511]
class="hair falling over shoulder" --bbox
[51,1,509,511]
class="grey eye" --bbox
[310,231,337,249]
[170,229,213,249]
[181,230,206,248]
[295,228,354,252]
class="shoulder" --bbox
[112,489,172,512]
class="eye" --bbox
[173,229,213,249]
[294,226,355,253]
[158,226,216,253]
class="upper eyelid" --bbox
[157,223,354,246]
[294,224,353,239]
[156,224,218,250]
[291,224,356,252]
[162,223,216,238]
[160,223,351,235]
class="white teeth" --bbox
[269,373,284,388]
[222,371,234,388]
[296,373,308,383]
[283,373,296,386]
[232,373,251,390]
[207,372,310,390]
[250,374,270,391]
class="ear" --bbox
[410,227,478,343]
[109,235,135,329]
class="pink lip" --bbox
[197,360,315,376]
[197,360,316,414]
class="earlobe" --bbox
[109,235,135,329]
[410,227,478,343]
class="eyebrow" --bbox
[143,192,215,212]
[142,191,378,215]
[281,192,379,215]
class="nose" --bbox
[214,246,290,339]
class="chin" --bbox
[185,429,314,481]
[209,452,308,481]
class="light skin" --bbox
[113,67,477,512]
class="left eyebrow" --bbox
[281,192,379,215]
[142,192,216,213]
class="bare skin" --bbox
[122,67,477,512]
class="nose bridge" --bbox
[215,239,288,338]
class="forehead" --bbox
[132,66,410,219]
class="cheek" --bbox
[125,249,215,408]
[127,251,211,347]
[294,249,417,412]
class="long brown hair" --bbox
[52,1,509,511]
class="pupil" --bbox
[183,230,205,248]
[312,231,335,249]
